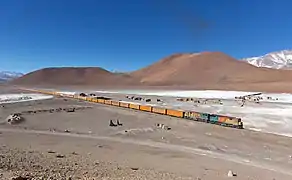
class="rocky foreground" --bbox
[0,146,194,180]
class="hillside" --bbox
[11,67,138,86]
[130,52,292,90]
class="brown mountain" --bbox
[11,67,138,86]
[129,52,292,91]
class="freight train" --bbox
[82,97,243,129]
[20,89,244,129]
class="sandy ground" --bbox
[0,87,292,179]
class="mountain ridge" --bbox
[0,71,23,82]
[243,50,292,69]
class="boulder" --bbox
[6,113,24,124]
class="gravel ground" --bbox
[0,146,194,180]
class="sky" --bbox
[0,0,292,73]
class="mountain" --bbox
[11,67,138,86]
[129,51,292,92]
[130,52,273,85]
[0,71,23,82]
[243,50,292,69]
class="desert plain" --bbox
[0,85,292,180]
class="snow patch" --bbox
[0,93,53,104]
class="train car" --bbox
[184,111,201,120]
[67,94,74,98]
[78,96,86,101]
[197,112,209,122]
[129,103,140,110]
[166,109,184,118]
[218,115,243,129]
[91,98,98,103]
[139,105,152,112]
[120,102,130,108]
[209,114,219,124]
[86,97,93,102]
[104,100,112,105]
[97,99,105,104]
[152,107,167,115]
[111,101,120,106]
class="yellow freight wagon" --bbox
[166,109,184,118]
[86,97,93,102]
[184,111,201,120]
[129,103,140,110]
[152,107,167,115]
[119,102,129,108]
[97,99,105,104]
[105,100,112,105]
[111,101,120,106]
[139,105,152,112]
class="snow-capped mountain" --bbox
[243,50,292,69]
[0,71,23,82]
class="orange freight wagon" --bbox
[152,107,167,114]
[139,105,152,112]
[166,109,184,118]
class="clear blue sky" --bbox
[0,0,291,73]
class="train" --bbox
[19,89,244,129]
[77,96,243,129]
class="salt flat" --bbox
[56,89,292,138]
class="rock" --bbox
[130,167,139,171]
[56,154,65,158]
[6,113,24,125]
[12,176,30,180]
[116,119,123,126]
[227,170,237,177]
[109,120,117,127]
[47,150,56,154]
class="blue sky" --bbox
[0,0,292,73]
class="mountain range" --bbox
[10,51,292,93]
[243,50,292,69]
[0,71,23,83]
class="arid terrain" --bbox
[1,86,292,179]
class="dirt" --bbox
[0,89,292,179]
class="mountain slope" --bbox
[130,52,292,88]
[11,67,138,86]
[0,71,23,82]
[243,50,292,69]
